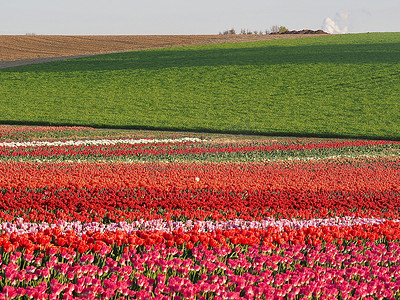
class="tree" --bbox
[279,26,289,33]
[270,25,289,34]
[270,25,280,34]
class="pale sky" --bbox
[1,0,399,35]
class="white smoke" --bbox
[322,13,349,34]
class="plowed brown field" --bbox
[0,34,327,68]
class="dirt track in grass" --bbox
[0,34,328,69]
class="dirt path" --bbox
[0,34,327,70]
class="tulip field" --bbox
[1,125,400,299]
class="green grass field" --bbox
[1,33,399,139]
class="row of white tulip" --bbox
[0,137,203,148]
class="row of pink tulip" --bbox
[0,216,393,236]
[1,240,399,299]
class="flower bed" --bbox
[1,220,400,299]
[0,126,399,162]
[0,125,399,299]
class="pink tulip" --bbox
[2,287,17,299]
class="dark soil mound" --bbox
[281,29,328,35]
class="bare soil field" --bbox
[0,34,327,68]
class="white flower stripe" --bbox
[3,217,397,236]
[0,137,203,148]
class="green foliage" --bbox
[0,33,400,140]
[279,26,288,33]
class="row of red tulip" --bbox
[1,139,398,158]
[0,187,399,223]
[2,221,400,255]
[0,159,399,191]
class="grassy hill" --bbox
[1,33,399,139]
